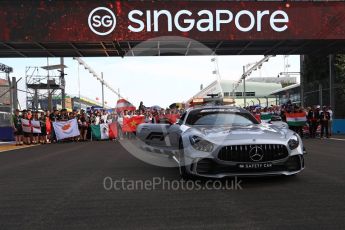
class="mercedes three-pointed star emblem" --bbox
[249,146,264,162]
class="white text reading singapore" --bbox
[125,9,289,33]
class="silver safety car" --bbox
[136,102,305,178]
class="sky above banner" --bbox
[0,55,300,109]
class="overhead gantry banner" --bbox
[0,1,345,42]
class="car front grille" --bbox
[195,156,302,175]
[218,144,289,162]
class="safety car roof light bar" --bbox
[191,96,234,107]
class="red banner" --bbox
[122,116,145,132]
[0,1,345,42]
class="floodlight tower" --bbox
[26,59,67,111]
[232,55,275,106]
[211,57,224,98]
[73,57,123,107]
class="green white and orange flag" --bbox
[286,113,307,126]
[91,123,118,140]
[260,112,272,123]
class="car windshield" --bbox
[185,109,259,126]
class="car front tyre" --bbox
[178,141,193,180]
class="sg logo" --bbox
[88,7,116,36]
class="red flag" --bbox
[165,114,180,124]
[46,117,52,134]
[255,114,261,123]
[108,122,118,139]
[116,98,136,113]
[123,116,145,132]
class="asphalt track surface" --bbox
[0,138,344,230]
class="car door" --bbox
[137,112,187,149]
[166,112,186,148]
[137,123,171,147]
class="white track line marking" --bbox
[329,138,345,141]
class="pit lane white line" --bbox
[329,138,345,141]
[0,144,38,153]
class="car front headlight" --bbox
[288,134,300,150]
[189,135,214,152]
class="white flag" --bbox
[53,118,80,140]
[100,123,109,140]
[31,120,41,133]
[21,119,32,133]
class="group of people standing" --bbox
[12,109,49,145]
[117,107,182,139]
[12,101,333,145]
[247,104,333,139]
[12,105,183,145]
[12,108,113,145]
[306,105,332,138]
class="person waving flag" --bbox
[116,99,136,113]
